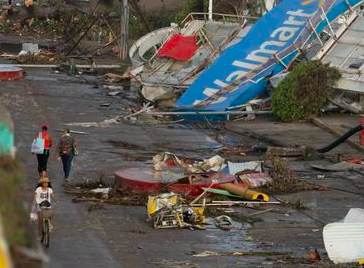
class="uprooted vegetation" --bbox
[266,155,327,194]
[271,60,341,122]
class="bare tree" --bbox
[128,0,151,32]
[214,0,266,16]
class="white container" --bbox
[323,208,364,264]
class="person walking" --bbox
[56,128,78,182]
[35,124,52,178]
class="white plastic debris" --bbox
[323,208,364,264]
[90,188,111,194]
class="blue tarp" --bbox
[176,0,364,112]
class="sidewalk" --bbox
[226,113,363,157]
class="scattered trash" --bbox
[203,185,270,202]
[214,215,233,231]
[237,172,273,188]
[192,250,292,257]
[228,160,263,174]
[99,102,111,107]
[306,248,321,261]
[107,91,122,96]
[153,152,226,173]
[227,160,273,189]
[90,187,111,199]
[104,72,130,83]
[146,192,205,229]
[103,85,124,90]
[90,188,111,194]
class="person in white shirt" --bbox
[32,176,55,240]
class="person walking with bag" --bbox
[34,124,52,178]
[56,128,78,182]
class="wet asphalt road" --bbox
[1,67,265,268]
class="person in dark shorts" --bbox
[34,124,52,177]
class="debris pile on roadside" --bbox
[60,115,364,266]
[15,50,62,64]
[146,192,205,230]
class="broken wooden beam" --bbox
[266,146,308,157]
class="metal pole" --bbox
[308,19,323,46]
[344,0,353,11]
[124,0,129,59]
[146,110,272,116]
[320,6,335,36]
[274,55,287,69]
[208,0,213,21]
[120,0,129,60]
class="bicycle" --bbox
[39,206,53,248]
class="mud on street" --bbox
[1,65,364,268]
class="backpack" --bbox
[59,136,74,155]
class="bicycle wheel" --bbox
[42,218,50,248]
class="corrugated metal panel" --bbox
[322,16,364,92]
[227,161,262,175]
[336,78,364,93]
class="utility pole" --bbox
[120,0,129,59]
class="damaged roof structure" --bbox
[313,9,364,113]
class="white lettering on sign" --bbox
[195,9,314,106]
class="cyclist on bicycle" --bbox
[32,176,55,240]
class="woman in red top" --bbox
[36,124,52,177]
